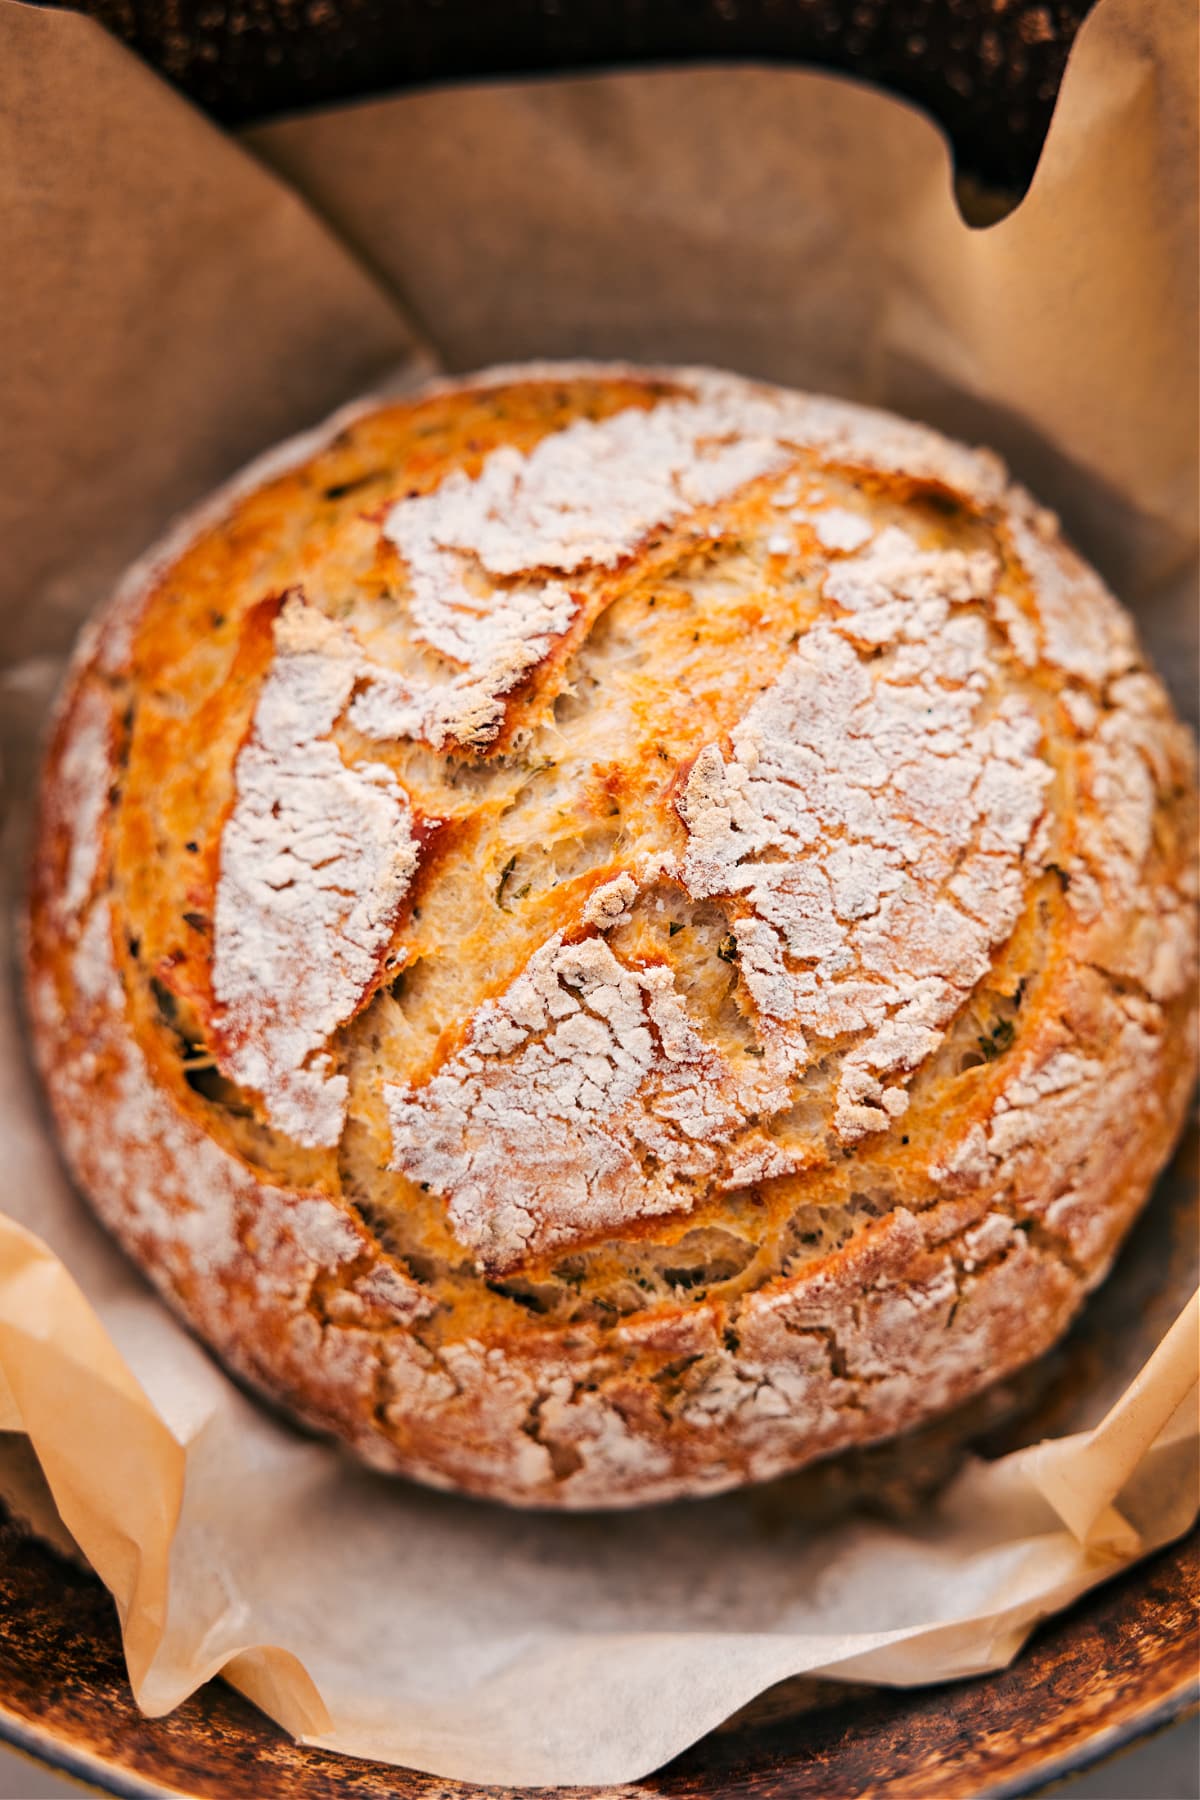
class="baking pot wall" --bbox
[47,0,1093,189]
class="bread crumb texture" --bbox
[26,365,1198,1506]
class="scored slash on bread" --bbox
[24,364,1199,1506]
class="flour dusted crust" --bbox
[26,364,1198,1507]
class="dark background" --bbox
[42,0,1094,190]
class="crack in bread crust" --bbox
[24,362,1198,1507]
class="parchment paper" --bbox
[0,0,1196,1784]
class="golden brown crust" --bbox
[25,363,1198,1506]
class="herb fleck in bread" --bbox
[26,365,1198,1506]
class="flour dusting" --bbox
[679,526,1051,1140]
[212,597,419,1147]
[373,380,801,748]
[385,934,749,1269]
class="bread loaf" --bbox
[26,364,1198,1506]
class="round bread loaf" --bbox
[25,364,1198,1507]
